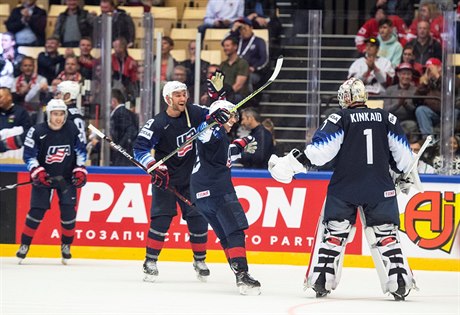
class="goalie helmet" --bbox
[46,99,68,125]
[162,81,188,104]
[337,77,368,108]
[57,81,81,101]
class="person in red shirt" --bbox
[111,37,138,102]
[407,3,444,44]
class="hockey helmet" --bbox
[46,99,68,125]
[57,81,81,101]
[162,81,188,104]
[337,77,368,108]
[209,99,237,118]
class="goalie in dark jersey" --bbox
[190,100,261,295]
[269,78,418,301]
[17,99,87,265]
[133,81,231,282]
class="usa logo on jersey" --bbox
[46,145,71,164]
[177,128,196,157]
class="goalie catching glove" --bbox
[207,70,226,100]
[233,136,257,154]
[268,148,309,184]
[147,161,170,190]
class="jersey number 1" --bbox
[363,129,373,165]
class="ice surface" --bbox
[1,257,459,315]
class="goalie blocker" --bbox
[268,77,419,300]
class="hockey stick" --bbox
[147,55,285,173]
[88,124,195,207]
[0,181,32,191]
[404,135,432,179]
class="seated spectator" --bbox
[112,37,138,103]
[96,0,135,47]
[348,37,394,95]
[407,3,443,44]
[52,56,83,89]
[53,0,94,48]
[432,135,460,175]
[11,56,48,109]
[109,88,138,166]
[238,107,274,168]
[77,37,96,80]
[355,5,407,54]
[0,33,25,89]
[407,20,442,65]
[198,0,244,40]
[180,40,209,88]
[414,58,443,138]
[383,62,418,139]
[369,0,414,27]
[377,18,403,68]
[410,139,435,174]
[400,45,423,83]
[153,36,177,86]
[5,0,47,47]
[0,87,32,160]
[228,17,269,91]
[37,37,67,85]
[220,37,250,103]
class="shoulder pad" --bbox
[327,113,342,124]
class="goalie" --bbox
[268,78,419,300]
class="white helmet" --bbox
[162,81,188,104]
[337,77,368,108]
[209,99,236,115]
[46,99,68,125]
[57,81,81,101]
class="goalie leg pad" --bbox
[305,220,356,294]
[364,223,416,298]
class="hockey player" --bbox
[190,100,261,295]
[268,78,417,301]
[17,99,87,264]
[133,81,231,282]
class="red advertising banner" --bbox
[15,172,363,254]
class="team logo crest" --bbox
[46,145,71,164]
[177,128,196,157]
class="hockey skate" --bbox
[16,244,29,264]
[236,272,261,296]
[312,273,331,298]
[61,244,72,265]
[390,274,410,301]
[143,259,159,282]
[193,259,210,282]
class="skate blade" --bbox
[143,274,158,282]
[238,285,261,296]
[196,274,209,282]
[391,293,405,301]
[17,258,24,265]
[61,258,70,265]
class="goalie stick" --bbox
[88,124,195,207]
[147,55,285,173]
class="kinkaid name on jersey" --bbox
[350,112,382,123]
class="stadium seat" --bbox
[17,46,44,59]
[83,5,101,16]
[150,7,178,37]
[192,0,208,8]
[181,7,206,28]
[201,50,221,65]
[366,100,384,109]
[0,4,10,33]
[47,5,67,38]
[170,28,198,50]
[170,49,187,62]
[165,0,189,21]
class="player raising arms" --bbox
[191,100,261,295]
[133,81,230,282]
[269,78,418,300]
[17,99,87,264]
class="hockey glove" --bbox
[207,70,226,100]
[148,162,169,190]
[0,135,23,152]
[30,166,51,187]
[206,108,231,126]
[233,136,258,154]
[72,166,88,188]
[268,149,308,184]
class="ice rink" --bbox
[1,257,459,315]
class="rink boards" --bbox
[0,165,459,271]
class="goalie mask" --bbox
[162,81,188,105]
[57,81,80,103]
[337,77,368,108]
[46,99,68,126]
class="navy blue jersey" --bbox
[133,104,208,185]
[304,106,413,204]
[67,106,87,145]
[190,122,243,201]
[0,103,32,145]
[23,121,87,179]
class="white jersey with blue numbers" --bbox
[304,105,414,204]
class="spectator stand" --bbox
[181,7,207,28]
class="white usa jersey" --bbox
[304,106,413,204]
